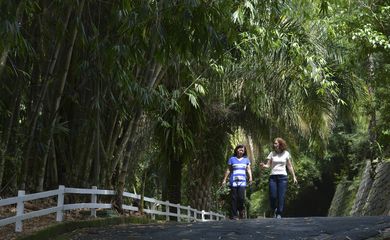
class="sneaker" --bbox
[239,210,245,219]
[276,214,282,219]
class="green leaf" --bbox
[194,83,205,95]
[186,92,199,109]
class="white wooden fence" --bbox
[0,185,225,232]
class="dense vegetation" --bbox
[1,0,389,217]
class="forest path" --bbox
[63,216,390,240]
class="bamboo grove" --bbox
[1,0,389,215]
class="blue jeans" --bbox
[269,175,288,216]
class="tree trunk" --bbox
[112,109,142,214]
[190,180,212,211]
[92,135,102,187]
[0,84,22,189]
[246,134,256,166]
[109,120,132,184]
[112,60,163,213]
[139,170,148,214]
[188,154,214,211]
[167,156,183,220]
[82,131,96,187]
[366,53,377,177]
[101,113,121,187]
[0,48,9,78]
[50,143,58,187]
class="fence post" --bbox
[151,203,156,220]
[210,211,213,221]
[177,204,181,222]
[56,185,65,222]
[187,206,191,222]
[201,210,205,221]
[165,201,170,221]
[91,186,97,217]
[15,190,25,232]
[193,210,197,222]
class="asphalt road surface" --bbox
[66,216,390,240]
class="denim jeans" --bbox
[269,175,288,216]
[230,186,246,218]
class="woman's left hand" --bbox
[293,176,298,184]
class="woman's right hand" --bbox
[259,162,266,169]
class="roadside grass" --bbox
[16,215,154,240]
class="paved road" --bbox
[66,216,390,240]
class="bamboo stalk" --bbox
[37,0,86,192]
[20,5,73,190]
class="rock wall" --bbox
[328,180,355,216]
[359,160,390,215]
[350,160,374,216]
[329,159,390,216]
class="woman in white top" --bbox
[260,137,297,218]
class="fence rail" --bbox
[0,185,225,232]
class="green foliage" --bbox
[215,184,231,213]
[324,124,368,181]
[327,0,390,160]
[352,23,390,50]
[292,155,321,188]
[249,188,269,217]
